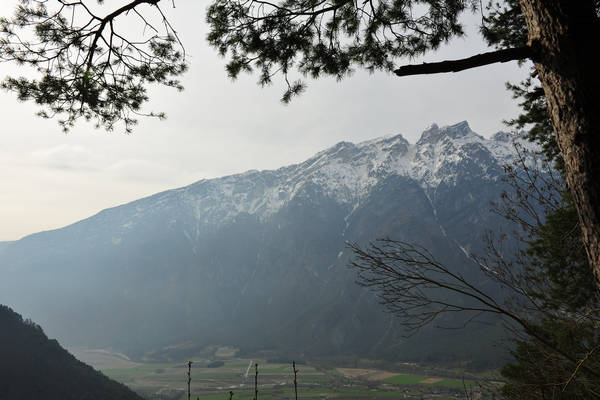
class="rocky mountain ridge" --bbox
[135,121,519,221]
[0,121,529,367]
[59,121,525,244]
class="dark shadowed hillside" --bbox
[0,304,143,400]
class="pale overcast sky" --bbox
[0,1,530,241]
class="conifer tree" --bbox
[351,3,600,396]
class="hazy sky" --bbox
[0,1,530,241]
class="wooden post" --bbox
[187,360,193,400]
[293,361,299,400]
[254,363,258,400]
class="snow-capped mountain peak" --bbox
[161,121,526,226]
[417,121,481,144]
[73,121,530,235]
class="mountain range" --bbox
[0,121,531,367]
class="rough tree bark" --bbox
[519,0,600,289]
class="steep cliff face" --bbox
[0,122,530,365]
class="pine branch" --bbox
[86,0,161,69]
[393,46,533,77]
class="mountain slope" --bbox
[0,121,529,366]
[0,305,143,400]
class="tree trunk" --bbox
[519,0,600,290]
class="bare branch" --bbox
[349,238,600,378]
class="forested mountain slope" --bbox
[0,305,143,400]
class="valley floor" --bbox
[70,348,499,400]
